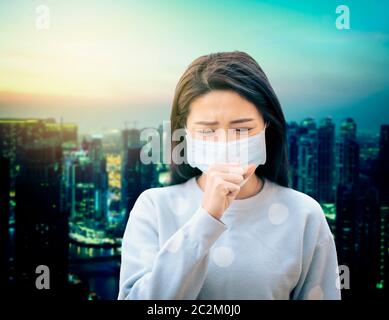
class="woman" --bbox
[118,51,341,300]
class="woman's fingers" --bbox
[220,180,241,196]
[201,162,252,219]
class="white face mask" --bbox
[185,124,267,185]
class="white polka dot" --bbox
[140,249,157,266]
[268,203,289,225]
[307,285,324,300]
[212,246,235,268]
[166,230,184,253]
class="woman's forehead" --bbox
[188,91,262,122]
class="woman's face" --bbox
[186,89,265,141]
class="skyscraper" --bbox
[0,157,10,287]
[376,125,389,293]
[0,118,77,221]
[90,135,109,221]
[336,178,382,298]
[14,141,69,297]
[337,118,359,186]
[67,151,96,221]
[335,119,386,299]
[120,128,159,222]
[317,117,335,203]
[286,121,299,189]
[297,118,318,199]
[121,128,141,217]
[64,147,108,222]
[0,118,77,173]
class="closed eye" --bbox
[195,128,253,136]
[196,128,215,136]
[233,128,252,133]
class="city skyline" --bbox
[0,115,387,299]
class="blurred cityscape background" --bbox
[0,0,388,301]
[0,116,387,300]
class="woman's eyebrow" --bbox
[229,118,255,124]
[194,120,219,125]
[194,118,255,125]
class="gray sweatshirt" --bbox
[118,176,341,300]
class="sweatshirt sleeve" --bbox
[291,234,342,300]
[118,190,228,300]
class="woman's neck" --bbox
[197,173,263,199]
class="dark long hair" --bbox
[169,51,289,187]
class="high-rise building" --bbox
[14,141,69,297]
[121,128,159,222]
[0,118,77,221]
[64,147,108,222]
[120,128,141,214]
[335,119,386,299]
[90,135,108,221]
[317,117,335,203]
[376,125,389,293]
[340,117,357,139]
[336,118,359,186]
[377,125,389,203]
[336,180,381,298]
[297,118,318,199]
[0,157,10,287]
[286,122,299,189]
[68,151,95,220]
[0,118,77,175]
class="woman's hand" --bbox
[201,163,256,220]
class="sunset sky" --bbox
[0,0,388,133]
